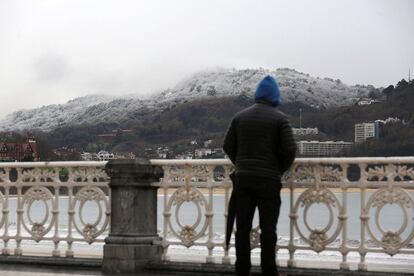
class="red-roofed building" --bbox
[0,137,38,162]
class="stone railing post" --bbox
[102,159,163,274]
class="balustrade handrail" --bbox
[151,156,414,165]
[0,161,107,168]
[0,156,413,168]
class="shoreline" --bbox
[9,246,414,274]
[157,187,376,195]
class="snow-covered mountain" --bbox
[163,68,375,106]
[0,68,377,132]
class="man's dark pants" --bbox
[235,175,282,276]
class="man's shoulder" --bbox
[234,105,254,118]
[273,109,289,120]
[231,105,257,123]
[233,104,289,121]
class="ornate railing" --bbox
[152,157,414,271]
[0,161,110,257]
[0,158,413,273]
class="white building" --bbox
[292,128,319,136]
[297,141,353,157]
[357,98,381,106]
[81,152,94,161]
[355,123,377,143]
[97,151,115,161]
[194,148,212,158]
[156,147,170,159]
[114,152,136,159]
[297,141,320,156]
[319,141,353,156]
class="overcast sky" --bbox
[0,0,413,119]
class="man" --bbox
[223,75,296,276]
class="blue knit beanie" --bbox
[254,75,282,106]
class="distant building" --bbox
[194,148,212,158]
[175,153,193,160]
[81,151,134,161]
[81,152,95,161]
[203,140,213,148]
[292,128,318,136]
[184,152,194,159]
[297,141,353,157]
[355,123,380,143]
[0,137,38,161]
[297,141,319,156]
[114,152,136,159]
[357,97,381,106]
[156,147,170,159]
[53,147,79,160]
[175,154,184,159]
[97,151,115,161]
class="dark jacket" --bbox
[223,101,296,180]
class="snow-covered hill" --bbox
[165,68,375,106]
[0,68,377,132]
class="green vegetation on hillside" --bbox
[2,79,413,159]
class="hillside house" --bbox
[0,137,38,162]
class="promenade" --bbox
[0,261,413,276]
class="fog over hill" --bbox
[0,68,377,132]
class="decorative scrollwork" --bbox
[71,168,89,182]
[0,168,7,182]
[371,188,411,209]
[381,231,402,248]
[72,186,109,244]
[163,165,213,183]
[309,230,328,252]
[250,226,261,249]
[22,186,55,241]
[365,187,414,255]
[39,168,59,182]
[70,167,108,183]
[292,165,316,183]
[31,223,45,235]
[87,167,109,182]
[366,165,388,181]
[83,224,98,241]
[21,168,38,182]
[166,187,209,247]
[395,165,414,181]
[293,186,343,252]
[76,186,105,203]
[300,188,336,208]
[320,165,343,182]
[179,225,197,244]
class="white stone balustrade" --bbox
[0,161,110,257]
[0,158,413,272]
[152,157,414,271]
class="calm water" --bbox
[1,192,413,265]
